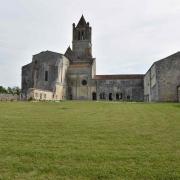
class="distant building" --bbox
[22,15,180,102]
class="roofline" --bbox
[33,50,63,57]
[145,51,180,75]
[94,74,144,80]
[22,62,32,69]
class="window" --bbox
[82,80,87,86]
[44,94,46,99]
[81,31,84,40]
[78,31,81,40]
[45,71,48,81]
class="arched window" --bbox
[78,31,81,40]
[45,71,48,81]
[81,31,84,40]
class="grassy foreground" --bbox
[0,101,180,180]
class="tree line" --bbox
[0,86,21,95]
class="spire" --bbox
[77,15,87,27]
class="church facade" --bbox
[22,16,180,102]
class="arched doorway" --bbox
[116,93,119,100]
[92,92,97,100]
[109,93,113,101]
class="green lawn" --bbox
[0,101,180,180]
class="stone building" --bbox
[22,15,180,102]
[144,52,180,102]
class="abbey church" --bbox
[22,16,180,102]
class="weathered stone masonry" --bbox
[22,15,180,102]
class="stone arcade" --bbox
[22,16,180,102]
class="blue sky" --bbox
[0,0,180,87]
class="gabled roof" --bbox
[77,15,87,27]
[145,51,180,75]
[33,50,62,57]
[154,51,180,64]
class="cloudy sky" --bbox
[0,0,180,87]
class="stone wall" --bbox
[156,53,180,102]
[22,51,69,100]
[22,63,32,98]
[95,76,144,101]
[144,64,159,102]
[0,94,19,101]
[27,88,53,101]
[144,52,180,102]
[67,62,96,100]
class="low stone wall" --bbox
[0,94,19,101]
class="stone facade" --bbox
[22,51,69,100]
[144,52,180,102]
[95,75,144,101]
[21,15,180,102]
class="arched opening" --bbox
[70,94,73,100]
[81,31,84,40]
[120,93,123,99]
[92,92,97,101]
[99,92,106,100]
[78,31,81,40]
[116,93,119,100]
[109,93,113,101]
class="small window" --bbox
[44,94,46,99]
[81,31,84,40]
[78,31,81,40]
[45,71,48,81]
[82,80,87,86]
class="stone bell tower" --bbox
[72,15,92,59]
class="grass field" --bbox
[0,101,180,180]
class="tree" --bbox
[0,86,7,94]
[0,86,21,95]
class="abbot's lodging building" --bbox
[22,16,180,102]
